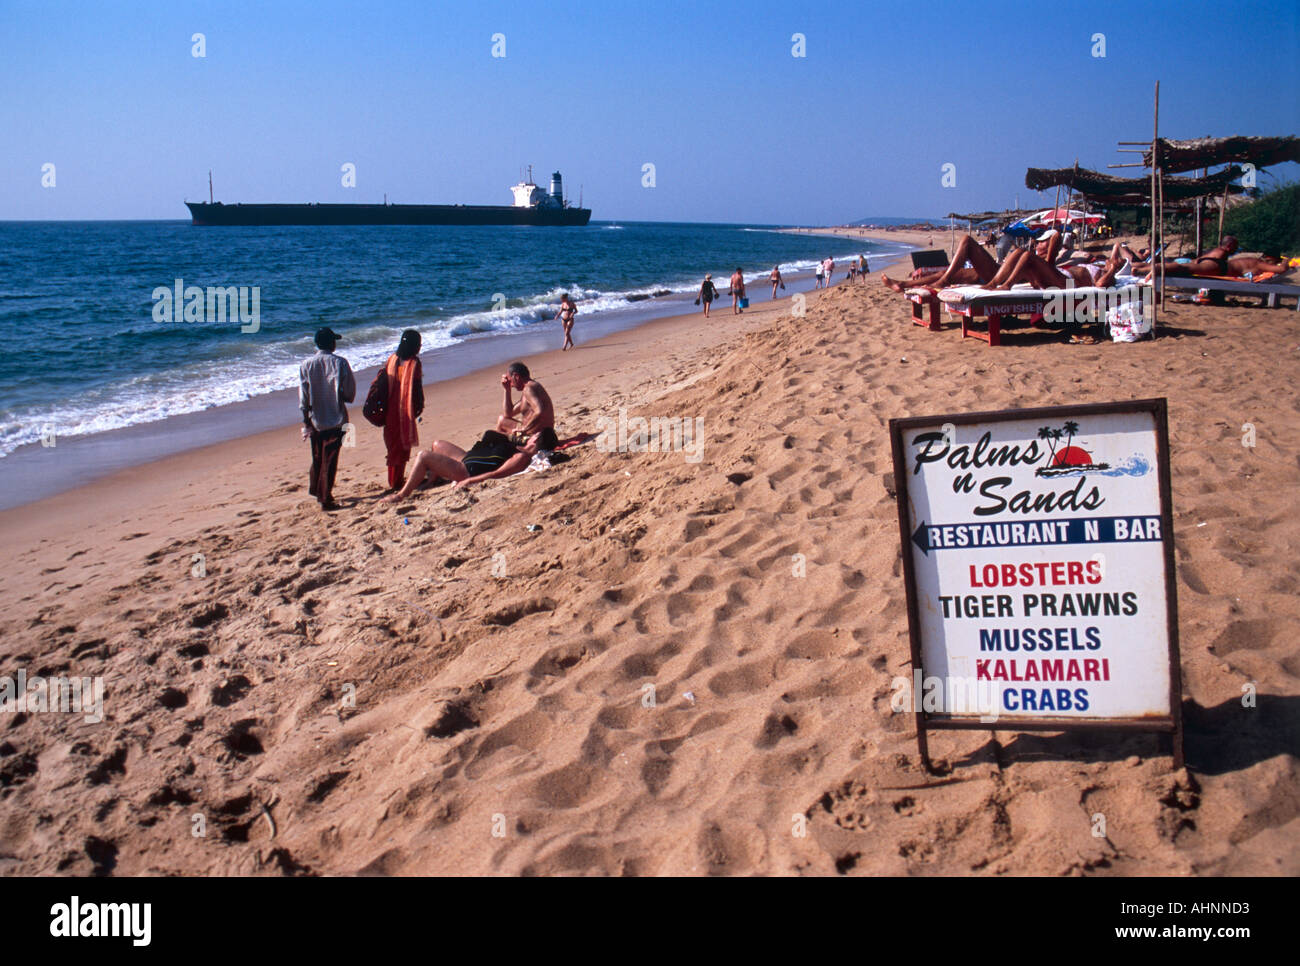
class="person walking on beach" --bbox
[858,253,869,283]
[770,265,784,299]
[697,274,719,317]
[729,268,746,314]
[814,261,824,288]
[555,293,578,351]
[299,326,355,511]
[823,256,834,286]
[381,329,424,491]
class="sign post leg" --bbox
[916,717,933,774]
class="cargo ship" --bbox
[185,168,591,226]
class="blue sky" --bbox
[1,0,1297,223]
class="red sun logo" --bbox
[1051,446,1093,468]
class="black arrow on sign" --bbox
[911,522,930,556]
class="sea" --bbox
[0,221,909,507]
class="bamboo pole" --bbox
[1195,166,1206,255]
[1217,178,1229,241]
[1152,81,1160,329]
[1154,85,1164,261]
[1069,160,1079,235]
[1158,165,1165,267]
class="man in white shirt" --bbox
[299,327,356,510]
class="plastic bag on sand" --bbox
[1107,300,1152,343]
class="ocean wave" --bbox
[0,235,914,458]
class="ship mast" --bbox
[209,170,213,204]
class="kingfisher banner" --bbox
[889,399,1183,765]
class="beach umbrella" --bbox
[1024,208,1105,227]
[1003,221,1037,237]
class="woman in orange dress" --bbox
[383,329,424,490]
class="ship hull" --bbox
[186,202,592,226]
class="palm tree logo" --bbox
[1062,420,1080,450]
[1035,419,1108,476]
[1037,425,1063,462]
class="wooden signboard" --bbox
[889,399,1183,770]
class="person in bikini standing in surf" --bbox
[556,293,578,350]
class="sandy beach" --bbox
[785,225,945,251]
[2,260,1297,877]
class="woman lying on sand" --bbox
[379,363,558,502]
[377,432,542,500]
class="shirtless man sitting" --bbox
[494,361,557,452]
[379,362,558,502]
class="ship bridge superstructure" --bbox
[511,165,565,208]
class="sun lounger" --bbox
[932,280,1153,346]
[898,251,953,330]
[909,249,950,272]
[904,287,942,330]
[1155,276,1300,310]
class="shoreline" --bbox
[0,244,909,513]
[781,225,952,250]
[0,253,909,536]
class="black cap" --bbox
[315,327,342,349]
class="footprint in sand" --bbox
[222,719,264,757]
[158,688,188,710]
[188,602,229,628]
[305,770,350,804]
[527,642,590,688]
[86,746,128,786]
[210,675,252,707]
[755,712,799,749]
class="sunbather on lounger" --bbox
[1125,240,1291,281]
[1137,236,1241,280]
[880,232,1063,293]
[1225,253,1294,278]
[987,241,1128,291]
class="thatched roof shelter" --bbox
[943,209,1037,225]
[1025,165,1245,205]
[1142,135,1300,173]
